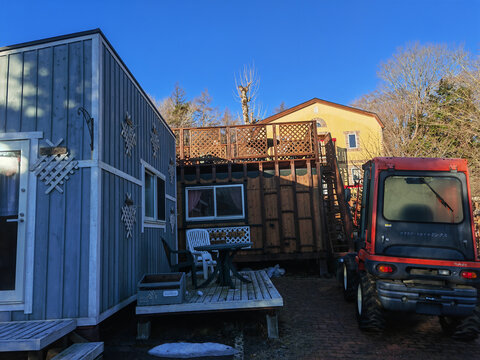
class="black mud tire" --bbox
[355,271,385,332]
[439,306,480,341]
[342,260,357,302]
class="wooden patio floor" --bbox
[136,270,283,315]
[135,270,283,338]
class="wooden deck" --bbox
[0,319,76,352]
[136,270,283,315]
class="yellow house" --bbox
[259,98,384,185]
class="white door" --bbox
[0,140,29,304]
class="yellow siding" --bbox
[267,102,383,183]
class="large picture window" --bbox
[142,160,166,228]
[186,184,245,221]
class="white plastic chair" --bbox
[186,229,217,279]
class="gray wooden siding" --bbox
[0,40,93,321]
[99,44,175,313]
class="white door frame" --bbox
[0,140,29,304]
[0,131,41,313]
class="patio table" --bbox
[194,242,252,288]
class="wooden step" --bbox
[51,342,103,360]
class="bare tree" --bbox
[352,42,480,194]
[235,64,264,124]
[192,89,219,127]
[155,83,196,128]
[273,101,287,115]
[219,107,241,126]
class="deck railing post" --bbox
[226,126,231,161]
[179,128,184,161]
[272,124,278,161]
[312,122,320,163]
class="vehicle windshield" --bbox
[383,176,463,224]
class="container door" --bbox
[0,140,29,304]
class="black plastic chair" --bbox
[161,238,197,288]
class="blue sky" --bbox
[0,0,479,117]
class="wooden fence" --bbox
[173,121,321,165]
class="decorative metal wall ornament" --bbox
[121,111,137,157]
[151,122,160,157]
[121,193,136,239]
[77,107,94,151]
[168,158,175,184]
[169,207,176,234]
[30,138,79,195]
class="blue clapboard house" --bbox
[0,29,177,326]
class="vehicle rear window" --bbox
[383,176,463,224]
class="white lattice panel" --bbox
[30,138,79,195]
[121,112,137,157]
[121,193,136,239]
[151,122,160,157]
[205,226,251,248]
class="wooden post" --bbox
[137,318,151,340]
[179,128,184,161]
[266,310,279,339]
[275,162,285,253]
[27,351,44,360]
[290,161,301,252]
[272,124,278,161]
[259,163,267,254]
[312,123,320,164]
[306,161,318,252]
[226,126,232,161]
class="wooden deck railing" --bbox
[173,121,322,165]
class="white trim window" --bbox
[348,133,357,149]
[351,168,362,183]
[186,184,245,222]
[345,132,360,150]
[142,160,166,229]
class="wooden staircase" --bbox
[321,134,353,256]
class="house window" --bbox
[142,161,166,227]
[351,168,362,183]
[344,132,360,150]
[348,134,357,148]
[186,184,245,221]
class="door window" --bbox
[0,152,20,291]
[0,140,29,304]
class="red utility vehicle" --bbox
[340,157,480,340]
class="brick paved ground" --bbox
[98,273,480,360]
[248,275,480,360]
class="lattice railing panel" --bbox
[189,128,227,160]
[235,126,268,158]
[277,123,314,156]
[205,226,251,248]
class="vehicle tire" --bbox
[342,261,357,302]
[355,271,385,332]
[439,316,461,336]
[439,305,480,341]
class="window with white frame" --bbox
[344,131,360,150]
[351,168,362,183]
[348,133,357,149]
[186,184,245,221]
[142,161,166,226]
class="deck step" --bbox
[51,342,103,360]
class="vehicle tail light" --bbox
[377,264,395,273]
[460,271,477,279]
